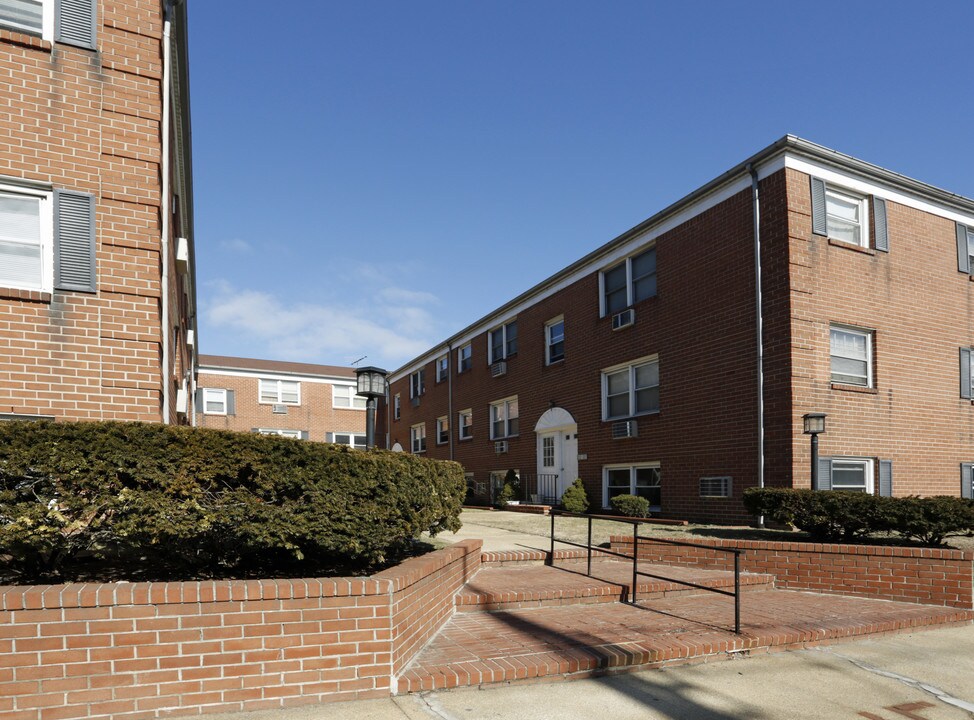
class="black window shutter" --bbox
[958,223,971,274]
[962,464,973,500]
[810,177,827,236]
[873,198,888,252]
[879,460,892,497]
[961,348,972,400]
[815,456,832,490]
[54,189,96,292]
[56,0,97,50]
[226,390,236,415]
[194,389,203,413]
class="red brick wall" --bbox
[0,540,481,719]
[611,536,973,609]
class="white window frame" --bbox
[489,396,519,439]
[545,316,565,365]
[0,0,54,41]
[332,384,367,410]
[603,463,661,510]
[968,228,974,272]
[457,343,472,373]
[488,320,518,363]
[830,325,873,387]
[601,356,660,420]
[0,182,53,293]
[410,423,426,454]
[831,457,874,493]
[257,428,302,439]
[599,245,657,317]
[332,432,367,450]
[202,388,227,416]
[436,355,449,383]
[458,409,472,440]
[393,393,401,420]
[258,379,301,405]
[409,370,424,399]
[436,416,449,445]
[825,187,870,248]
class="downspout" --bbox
[447,343,454,461]
[160,2,173,423]
[747,163,765,528]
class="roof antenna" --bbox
[350,355,367,367]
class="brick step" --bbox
[480,548,621,567]
[456,560,774,613]
[399,589,974,694]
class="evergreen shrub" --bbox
[560,478,589,514]
[609,494,650,518]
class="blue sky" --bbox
[188,1,974,371]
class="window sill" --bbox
[828,237,874,256]
[0,287,52,303]
[458,436,473,442]
[602,410,660,423]
[0,28,52,52]
[830,383,878,394]
[546,358,565,367]
[333,406,367,412]
[491,435,519,441]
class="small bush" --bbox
[495,482,517,508]
[0,421,465,583]
[560,478,589,514]
[504,469,521,501]
[888,496,974,546]
[610,494,649,518]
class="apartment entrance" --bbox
[532,407,578,504]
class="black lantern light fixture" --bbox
[802,413,827,489]
[355,366,387,450]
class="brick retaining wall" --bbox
[611,536,973,609]
[0,540,481,720]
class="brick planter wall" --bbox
[0,540,481,720]
[611,536,973,609]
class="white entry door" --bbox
[536,426,578,501]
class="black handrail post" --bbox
[548,511,555,566]
[734,551,741,635]
[586,515,593,577]
[631,521,639,604]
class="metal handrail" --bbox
[548,510,743,634]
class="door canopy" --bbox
[534,407,577,432]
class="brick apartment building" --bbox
[196,355,367,445]
[0,0,196,424]
[380,136,974,522]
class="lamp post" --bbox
[355,366,387,450]
[802,413,827,489]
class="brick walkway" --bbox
[398,560,974,693]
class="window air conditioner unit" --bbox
[272,404,288,414]
[186,329,195,348]
[175,237,190,275]
[490,361,507,377]
[175,387,188,415]
[611,420,638,439]
[494,440,509,454]
[411,396,421,408]
[612,308,635,330]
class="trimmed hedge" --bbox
[610,494,650,518]
[743,487,974,546]
[0,421,465,583]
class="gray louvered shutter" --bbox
[300,431,309,440]
[879,460,892,497]
[54,189,95,292]
[962,464,973,500]
[226,390,236,415]
[810,177,827,236]
[326,432,334,443]
[194,389,203,413]
[815,456,832,490]
[958,223,971,274]
[961,348,972,400]
[873,198,888,252]
[56,0,97,50]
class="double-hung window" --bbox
[202,388,227,415]
[488,321,518,363]
[602,357,660,420]
[331,432,366,450]
[0,0,50,39]
[436,355,449,383]
[0,185,50,292]
[457,344,472,373]
[332,385,367,409]
[830,458,873,493]
[825,188,868,247]
[458,409,473,440]
[490,397,518,439]
[601,246,657,316]
[436,416,449,445]
[410,423,426,453]
[409,369,424,399]
[604,464,661,509]
[959,223,974,275]
[259,379,300,405]
[830,326,872,387]
[545,317,565,364]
